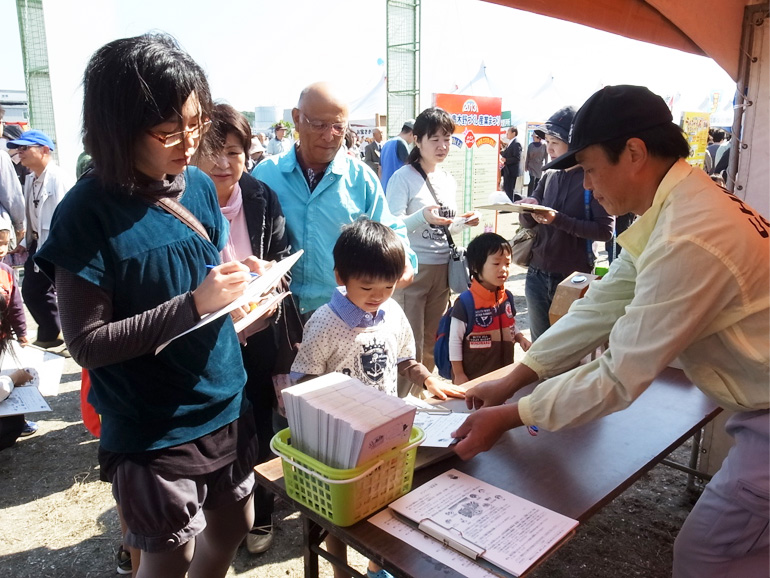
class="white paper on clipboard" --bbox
[155,250,303,354]
[0,368,51,416]
[1,341,65,396]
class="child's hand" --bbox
[425,376,466,400]
[515,333,532,352]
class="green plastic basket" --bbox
[270,426,424,527]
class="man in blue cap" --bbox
[7,130,73,349]
[453,85,768,577]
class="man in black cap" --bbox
[453,85,768,577]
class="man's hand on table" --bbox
[452,403,523,460]
[450,362,541,459]
[464,375,516,409]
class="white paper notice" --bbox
[413,412,468,447]
[388,469,577,577]
[369,509,500,578]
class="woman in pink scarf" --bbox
[197,103,299,556]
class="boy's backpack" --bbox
[434,289,515,381]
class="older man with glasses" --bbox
[253,82,416,319]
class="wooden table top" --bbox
[256,367,721,577]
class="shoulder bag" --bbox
[413,164,471,294]
[511,226,536,268]
[509,169,550,268]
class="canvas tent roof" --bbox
[480,0,768,217]
[481,0,759,81]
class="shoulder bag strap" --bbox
[155,196,211,243]
[412,162,458,250]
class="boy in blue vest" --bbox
[449,233,530,384]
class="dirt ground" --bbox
[0,267,707,578]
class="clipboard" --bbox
[155,250,303,354]
[476,203,554,214]
[386,469,578,577]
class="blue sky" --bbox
[1,0,735,173]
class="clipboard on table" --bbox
[386,469,578,577]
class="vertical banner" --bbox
[680,111,710,169]
[433,94,502,243]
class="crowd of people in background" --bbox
[0,30,765,578]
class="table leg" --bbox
[302,516,369,578]
[303,516,322,578]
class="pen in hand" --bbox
[206,264,260,278]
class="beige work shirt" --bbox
[518,160,769,430]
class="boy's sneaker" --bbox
[20,421,37,437]
[116,545,132,575]
[245,525,274,554]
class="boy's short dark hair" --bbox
[466,233,511,279]
[333,219,405,283]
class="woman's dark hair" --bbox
[197,103,251,161]
[466,233,512,280]
[407,107,456,166]
[82,33,213,188]
[599,123,691,165]
[333,218,405,283]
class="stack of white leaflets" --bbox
[281,373,416,469]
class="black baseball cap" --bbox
[544,85,673,170]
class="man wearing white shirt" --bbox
[8,130,73,348]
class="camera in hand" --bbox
[437,206,456,218]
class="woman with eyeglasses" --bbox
[36,34,264,578]
[196,102,302,556]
